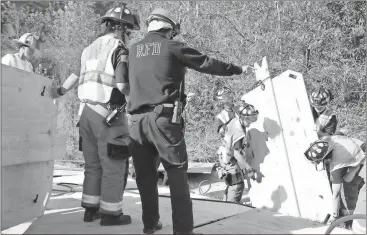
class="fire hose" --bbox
[324,214,366,234]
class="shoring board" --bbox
[1,65,66,229]
[241,70,332,222]
[1,161,54,230]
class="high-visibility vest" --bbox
[78,34,124,104]
[315,108,337,132]
[1,53,33,72]
[329,135,366,173]
[224,118,247,148]
[216,108,239,124]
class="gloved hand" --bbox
[326,213,339,225]
[51,87,65,99]
[241,65,254,74]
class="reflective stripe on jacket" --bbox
[78,35,121,104]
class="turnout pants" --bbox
[128,105,194,233]
[79,104,130,216]
[223,182,245,204]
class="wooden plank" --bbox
[1,134,66,167]
[1,161,54,230]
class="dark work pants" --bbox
[128,105,194,233]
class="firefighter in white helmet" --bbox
[1,33,37,72]
[305,132,365,225]
[309,85,338,137]
[51,4,140,226]
[216,102,258,203]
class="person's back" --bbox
[128,33,188,113]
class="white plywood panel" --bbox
[241,70,332,222]
[272,71,332,221]
[242,77,300,218]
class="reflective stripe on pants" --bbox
[79,104,129,215]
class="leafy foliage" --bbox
[1,1,365,161]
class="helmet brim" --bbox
[99,16,140,30]
[12,39,30,47]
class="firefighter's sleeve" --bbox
[112,45,129,84]
[58,61,81,95]
[322,115,338,135]
[171,42,243,76]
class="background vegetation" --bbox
[1,1,366,162]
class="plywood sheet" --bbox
[195,208,353,234]
[241,70,332,222]
[1,161,54,230]
[1,64,57,135]
[24,192,252,234]
[2,134,66,166]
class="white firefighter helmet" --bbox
[146,8,180,37]
[12,33,38,48]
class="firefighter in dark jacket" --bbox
[309,85,338,137]
[51,5,140,226]
[126,8,253,235]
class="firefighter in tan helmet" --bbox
[52,4,140,226]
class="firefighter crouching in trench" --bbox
[51,4,140,226]
[305,131,366,225]
[216,101,258,203]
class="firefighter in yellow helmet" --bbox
[1,33,36,72]
[51,4,140,226]
[309,85,338,137]
[216,102,258,203]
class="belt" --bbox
[86,103,110,118]
[130,104,174,115]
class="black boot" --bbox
[100,213,132,226]
[83,208,101,222]
[143,221,163,234]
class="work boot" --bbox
[143,221,163,234]
[100,213,132,226]
[83,208,101,222]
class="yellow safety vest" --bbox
[78,34,124,104]
[315,108,336,132]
